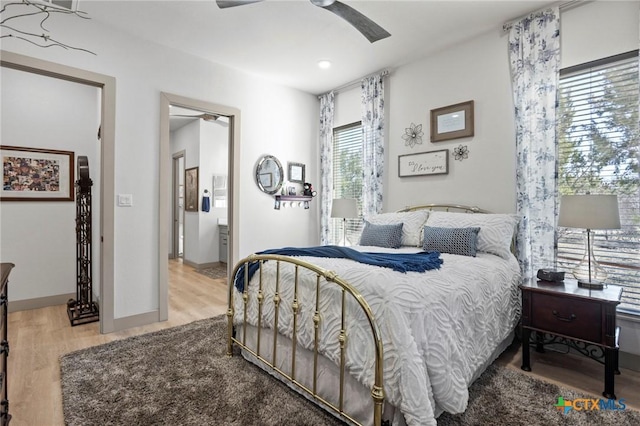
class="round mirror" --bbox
[255,155,284,195]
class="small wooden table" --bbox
[520,279,622,399]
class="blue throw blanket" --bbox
[233,245,442,292]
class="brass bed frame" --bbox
[227,204,491,425]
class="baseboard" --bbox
[112,310,160,332]
[182,259,222,270]
[620,351,640,372]
[8,292,75,313]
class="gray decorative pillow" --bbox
[358,221,403,249]
[422,226,481,257]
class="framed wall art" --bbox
[184,166,199,212]
[430,100,474,142]
[1,145,75,201]
[398,149,449,177]
[288,162,305,184]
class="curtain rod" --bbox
[502,0,590,32]
[318,69,390,99]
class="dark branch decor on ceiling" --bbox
[216,0,391,43]
[453,144,469,161]
[402,123,424,148]
[0,0,96,55]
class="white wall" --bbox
[170,120,200,264]
[198,119,228,265]
[561,1,639,68]
[0,67,101,302]
[1,10,319,319]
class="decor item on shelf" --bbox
[184,166,199,212]
[558,194,620,290]
[402,123,424,148]
[303,182,317,197]
[0,0,96,54]
[430,100,474,142]
[453,144,469,161]
[216,0,391,43]
[288,162,305,184]
[398,149,449,177]
[256,155,283,195]
[0,145,75,201]
[330,198,358,246]
[67,156,99,326]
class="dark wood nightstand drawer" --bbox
[530,292,601,343]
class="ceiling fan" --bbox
[216,0,391,43]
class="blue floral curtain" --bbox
[319,91,335,245]
[508,7,560,279]
[361,74,385,216]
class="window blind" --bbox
[557,51,640,313]
[332,122,363,245]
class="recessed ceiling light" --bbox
[318,60,332,69]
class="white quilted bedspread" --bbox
[233,246,521,426]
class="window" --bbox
[331,122,363,245]
[557,51,640,313]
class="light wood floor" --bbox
[7,260,640,425]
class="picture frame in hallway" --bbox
[430,100,474,142]
[185,166,199,212]
[0,145,75,201]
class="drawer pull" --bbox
[552,310,576,322]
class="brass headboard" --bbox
[397,204,491,214]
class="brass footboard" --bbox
[227,254,384,426]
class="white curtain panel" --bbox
[361,74,385,216]
[319,91,335,245]
[509,7,560,279]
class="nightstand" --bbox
[520,279,622,399]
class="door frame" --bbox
[158,92,240,321]
[0,50,117,333]
[170,151,185,259]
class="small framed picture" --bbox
[288,162,305,184]
[288,186,296,196]
[184,166,199,212]
[430,100,474,142]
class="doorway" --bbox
[0,51,116,333]
[158,92,240,322]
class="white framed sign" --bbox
[398,149,449,177]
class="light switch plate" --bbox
[118,194,133,207]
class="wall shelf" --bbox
[275,195,313,210]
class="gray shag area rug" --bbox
[61,316,640,426]
[195,264,227,280]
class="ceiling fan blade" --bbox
[172,113,220,121]
[319,1,390,43]
[216,0,264,9]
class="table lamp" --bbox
[558,194,620,289]
[330,198,358,246]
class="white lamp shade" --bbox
[558,194,621,230]
[330,198,358,218]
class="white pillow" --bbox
[364,210,430,247]
[425,211,519,259]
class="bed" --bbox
[227,204,521,426]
